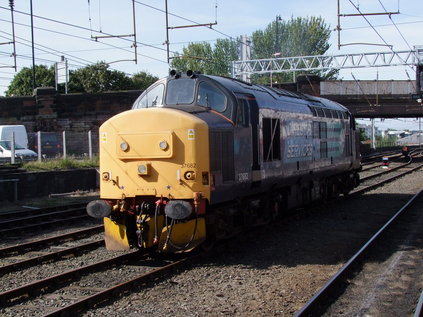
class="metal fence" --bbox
[28,131,99,160]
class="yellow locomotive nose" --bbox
[99,107,210,201]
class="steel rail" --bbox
[359,159,412,182]
[415,291,423,317]
[0,214,92,237]
[294,187,423,316]
[0,240,104,276]
[0,250,143,306]
[361,151,399,163]
[42,255,195,317]
[0,207,86,229]
[361,154,403,171]
[352,163,423,196]
[0,225,103,257]
[0,203,87,221]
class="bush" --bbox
[23,157,99,171]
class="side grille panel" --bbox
[210,130,235,182]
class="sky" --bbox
[0,0,422,130]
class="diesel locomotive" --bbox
[87,71,361,252]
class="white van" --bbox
[0,125,37,161]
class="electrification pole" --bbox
[30,0,36,90]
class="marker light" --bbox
[138,164,149,175]
[159,140,168,151]
[102,172,110,182]
[159,140,169,151]
[120,142,129,152]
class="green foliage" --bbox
[131,71,159,90]
[252,16,331,59]
[70,62,133,93]
[251,16,337,84]
[170,39,238,76]
[170,16,334,83]
[6,65,55,96]
[359,127,367,141]
[23,157,99,171]
[6,62,160,96]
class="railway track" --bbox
[0,245,196,316]
[360,153,403,171]
[361,150,400,165]
[294,187,423,316]
[355,152,423,196]
[0,203,199,316]
[0,225,103,257]
[42,254,194,317]
[0,250,142,306]
[0,205,96,238]
[0,239,104,276]
[0,203,87,221]
[0,154,422,315]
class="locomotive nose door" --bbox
[234,94,260,184]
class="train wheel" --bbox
[328,181,340,198]
[271,200,280,219]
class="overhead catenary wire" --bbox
[0,32,136,77]
[0,1,242,67]
[0,15,167,66]
[0,5,175,56]
[347,0,393,49]
[347,0,416,75]
[377,0,413,51]
[133,0,247,46]
[342,19,423,30]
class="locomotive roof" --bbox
[205,74,348,112]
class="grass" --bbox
[23,156,99,171]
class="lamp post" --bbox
[270,52,281,87]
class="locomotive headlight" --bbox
[138,163,149,175]
[184,171,196,180]
[102,172,110,182]
[120,141,129,152]
[159,140,168,151]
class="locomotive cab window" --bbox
[166,78,195,105]
[132,83,164,109]
[197,82,226,112]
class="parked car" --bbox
[30,132,62,158]
[0,125,30,149]
[0,140,37,161]
[0,125,37,161]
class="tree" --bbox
[6,62,158,96]
[170,39,238,76]
[70,62,134,93]
[251,16,337,84]
[6,65,55,96]
[131,71,158,90]
[359,127,367,142]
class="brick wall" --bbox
[0,88,142,133]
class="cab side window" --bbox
[132,84,164,109]
[197,82,226,112]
